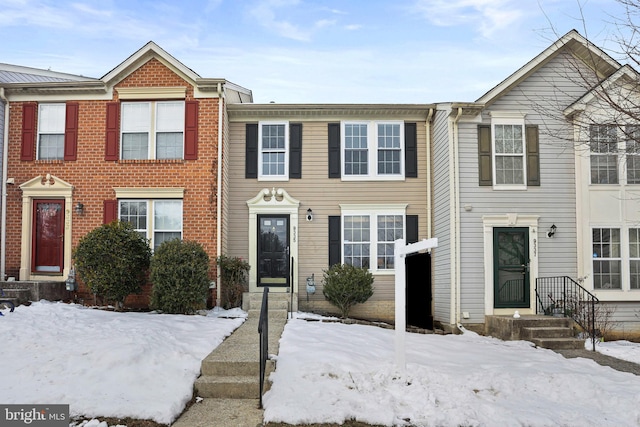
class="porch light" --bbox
[75,203,84,215]
[547,224,557,238]
[306,208,313,222]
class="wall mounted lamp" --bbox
[75,203,84,216]
[306,208,313,221]
[547,224,557,238]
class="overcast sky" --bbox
[0,0,629,103]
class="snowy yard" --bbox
[0,301,246,425]
[1,302,640,427]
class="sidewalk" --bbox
[172,311,287,427]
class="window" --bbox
[121,101,185,160]
[119,200,182,250]
[590,125,618,184]
[626,126,640,184]
[342,121,404,179]
[259,122,288,179]
[592,228,621,289]
[37,104,65,160]
[342,207,405,273]
[493,124,525,185]
[629,228,640,289]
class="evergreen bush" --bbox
[74,221,151,309]
[217,255,250,309]
[150,239,210,314]
[322,263,374,318]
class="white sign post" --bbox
[394,237,438,372]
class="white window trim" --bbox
[588,124,620,186]
[258,121,289,181]
[341,120,405,181]
[340,204,407,275]
[37,103,65,160]
[120,101,185,160]
[490,113,527,190]
[118,199,183,250]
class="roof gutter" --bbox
[0,88,8,280]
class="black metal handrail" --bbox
[258,286,269,409]
[535,276,599,351]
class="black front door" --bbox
[258,215,290,287]
[494,227,530,308]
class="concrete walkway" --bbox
[556,348,640,376]
[172,312,287,427]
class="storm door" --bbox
[258,215,290,287]
[493,227,530,308]
[32,199,65,274]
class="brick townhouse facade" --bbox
[1,43,251,306]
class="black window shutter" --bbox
[478,125,492,186]
[290,123,302,179]
[526,125,540,186]
[328,216,341,266]
[405,123,418,178]
[328,123,341,178]
[406,215,419,244]
[245,123,258,178]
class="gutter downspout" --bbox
[451,107,463,326]
[0,88,9,281]
[216,82,224,307]
[425,108,434,238]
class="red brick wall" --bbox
[6,58,220,308]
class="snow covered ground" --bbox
[1,302,640,427]
[264,318,640,427]
[0,301,246,425]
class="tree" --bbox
[322,263,374,318]
[74,221,151,309]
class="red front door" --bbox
[32,200,65,274]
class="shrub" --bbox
[74,221,151,309]
[150,239,210,314]
[218,255,250,309]
[322,264,374,318]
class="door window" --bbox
[494,228,529,308]
[258,215,289,287]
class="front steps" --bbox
[486,315,584,350]
[194,292,290,399]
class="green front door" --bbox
[494,227,529,308]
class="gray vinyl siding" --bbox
[456,51,588,323]
[227,118,429,313]
[220,101,230,256]
[431,107,453,325]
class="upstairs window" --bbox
[590,124,618,184]
[37,104,65,160]
[121,101,185,160]
[493,124,525,186]
[625,126,640,184]
[341,121,404,180]
[259,122,288,179]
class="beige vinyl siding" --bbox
[431,107,453,325]
[227,118,429,320]
[455,50,587,323]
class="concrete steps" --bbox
[486,315,584,350]
[1,288,30,306]
[195,292,289,399]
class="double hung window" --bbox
[37,103,65,160]
[493,124,525,186]
[119,199,182,250]
[590,125,618,184]
[259,122,288,179]
[342,121,404,179]
[592,228,621,289]
[121,101,185,160]
[342,207,405,273]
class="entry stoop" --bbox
[486,315,584,350]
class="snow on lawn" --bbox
[0,301,245,424]
[264,318,640,427]
[592,339,640,365]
